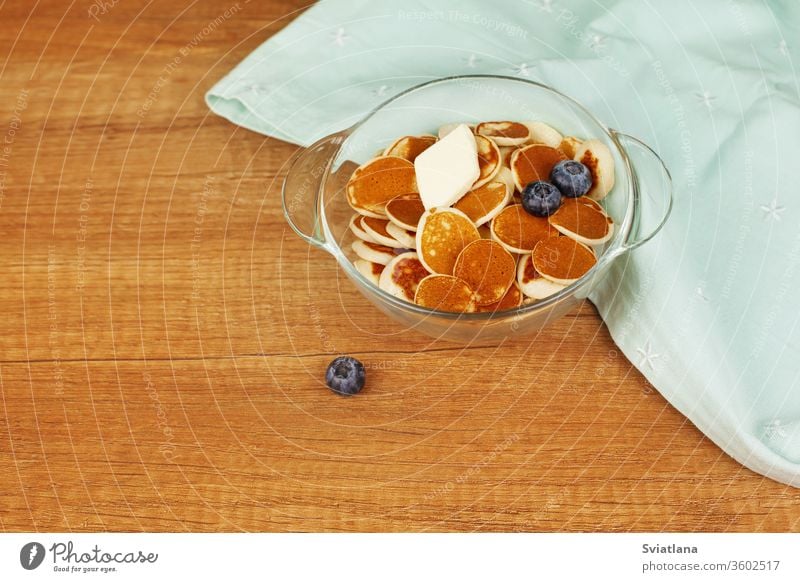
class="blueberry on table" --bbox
[549,160,592,198]
[325,356,366,396]
[521,181,562,217]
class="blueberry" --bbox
[325,356,365,396]
[549,160,592,198]
[521,181,562,217]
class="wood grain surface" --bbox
[1,0,798,532]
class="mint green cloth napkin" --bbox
[207,0,800,487]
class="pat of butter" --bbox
[414,124,480,210]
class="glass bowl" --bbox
[282,75,672,343]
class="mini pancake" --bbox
[558,136,583,158]
[477,281,523,312]
[354,259,385,285]
[472,135,502,189]
[349,214,377,243]
[347,156,417,215]
[351,239,396,265]
[524,121,563,148]
[414,274,477,313]
[548,197,614,246]
[532,236,597,285]
[416,208,480,274]
[490,204,558,254]
[379,252,429,302]
[453,239,516,305]
[385,222,416,248]
[384,135,437,162]
[495,165,517,193]
[476,121,530,147]
[517,253,567,299]
[453,181,511,226]
[574,139,615,201]
[385,193,425,231]
[510,144,568,192]
[361,216,407,248]
[499,146,516,168]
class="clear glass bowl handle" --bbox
[612,130,674,251]
[281,132,346,250]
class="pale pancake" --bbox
[476,121,530,146]
[477,281,523,312]
[495,165,517,193]
[558,136,582,158]
[516,253,567,299]
[354,258,385,285]
[452,181,511,226]
[385,222,416,248]
[490,204,558,254]
[472,134,502,189]
[574,139,615,201]
[361,216,406,248]
[351,239,396,265]
[510,144,567,192]
[524,121,563,147]
[347,156,417,215]
[532,236,597,284]
[499,146,516,169]
[414,274,476,313]
[378,252,429,302]
[349,213,376,243]
[416,208,480,274]
[548,197,614,246]
[385,193,425,231]
[453,239,516,305]
[384,135,437,162]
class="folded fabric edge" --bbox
[205,90,304,146]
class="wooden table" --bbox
[1,0,797,532]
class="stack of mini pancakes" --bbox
[346,121,615,313]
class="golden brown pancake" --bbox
[490,204,558,253]
[347,156,417,214]
[477,281,523,312]
[478,282,523,312]
[416,208,480,274]
[384,135,437,162]
[532,237,597,283]
[452,181,509,226]
[414,275,476,313]
[453,240,516,305]
[361,216,391,238]
[379,253,429,301]
[473,135,501,188]
[385,193,425,231]
[510,144,567,190]
[558,136,582,158]
[476,121,530,144]
[548,197,613,243]
[520,252,541,285]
